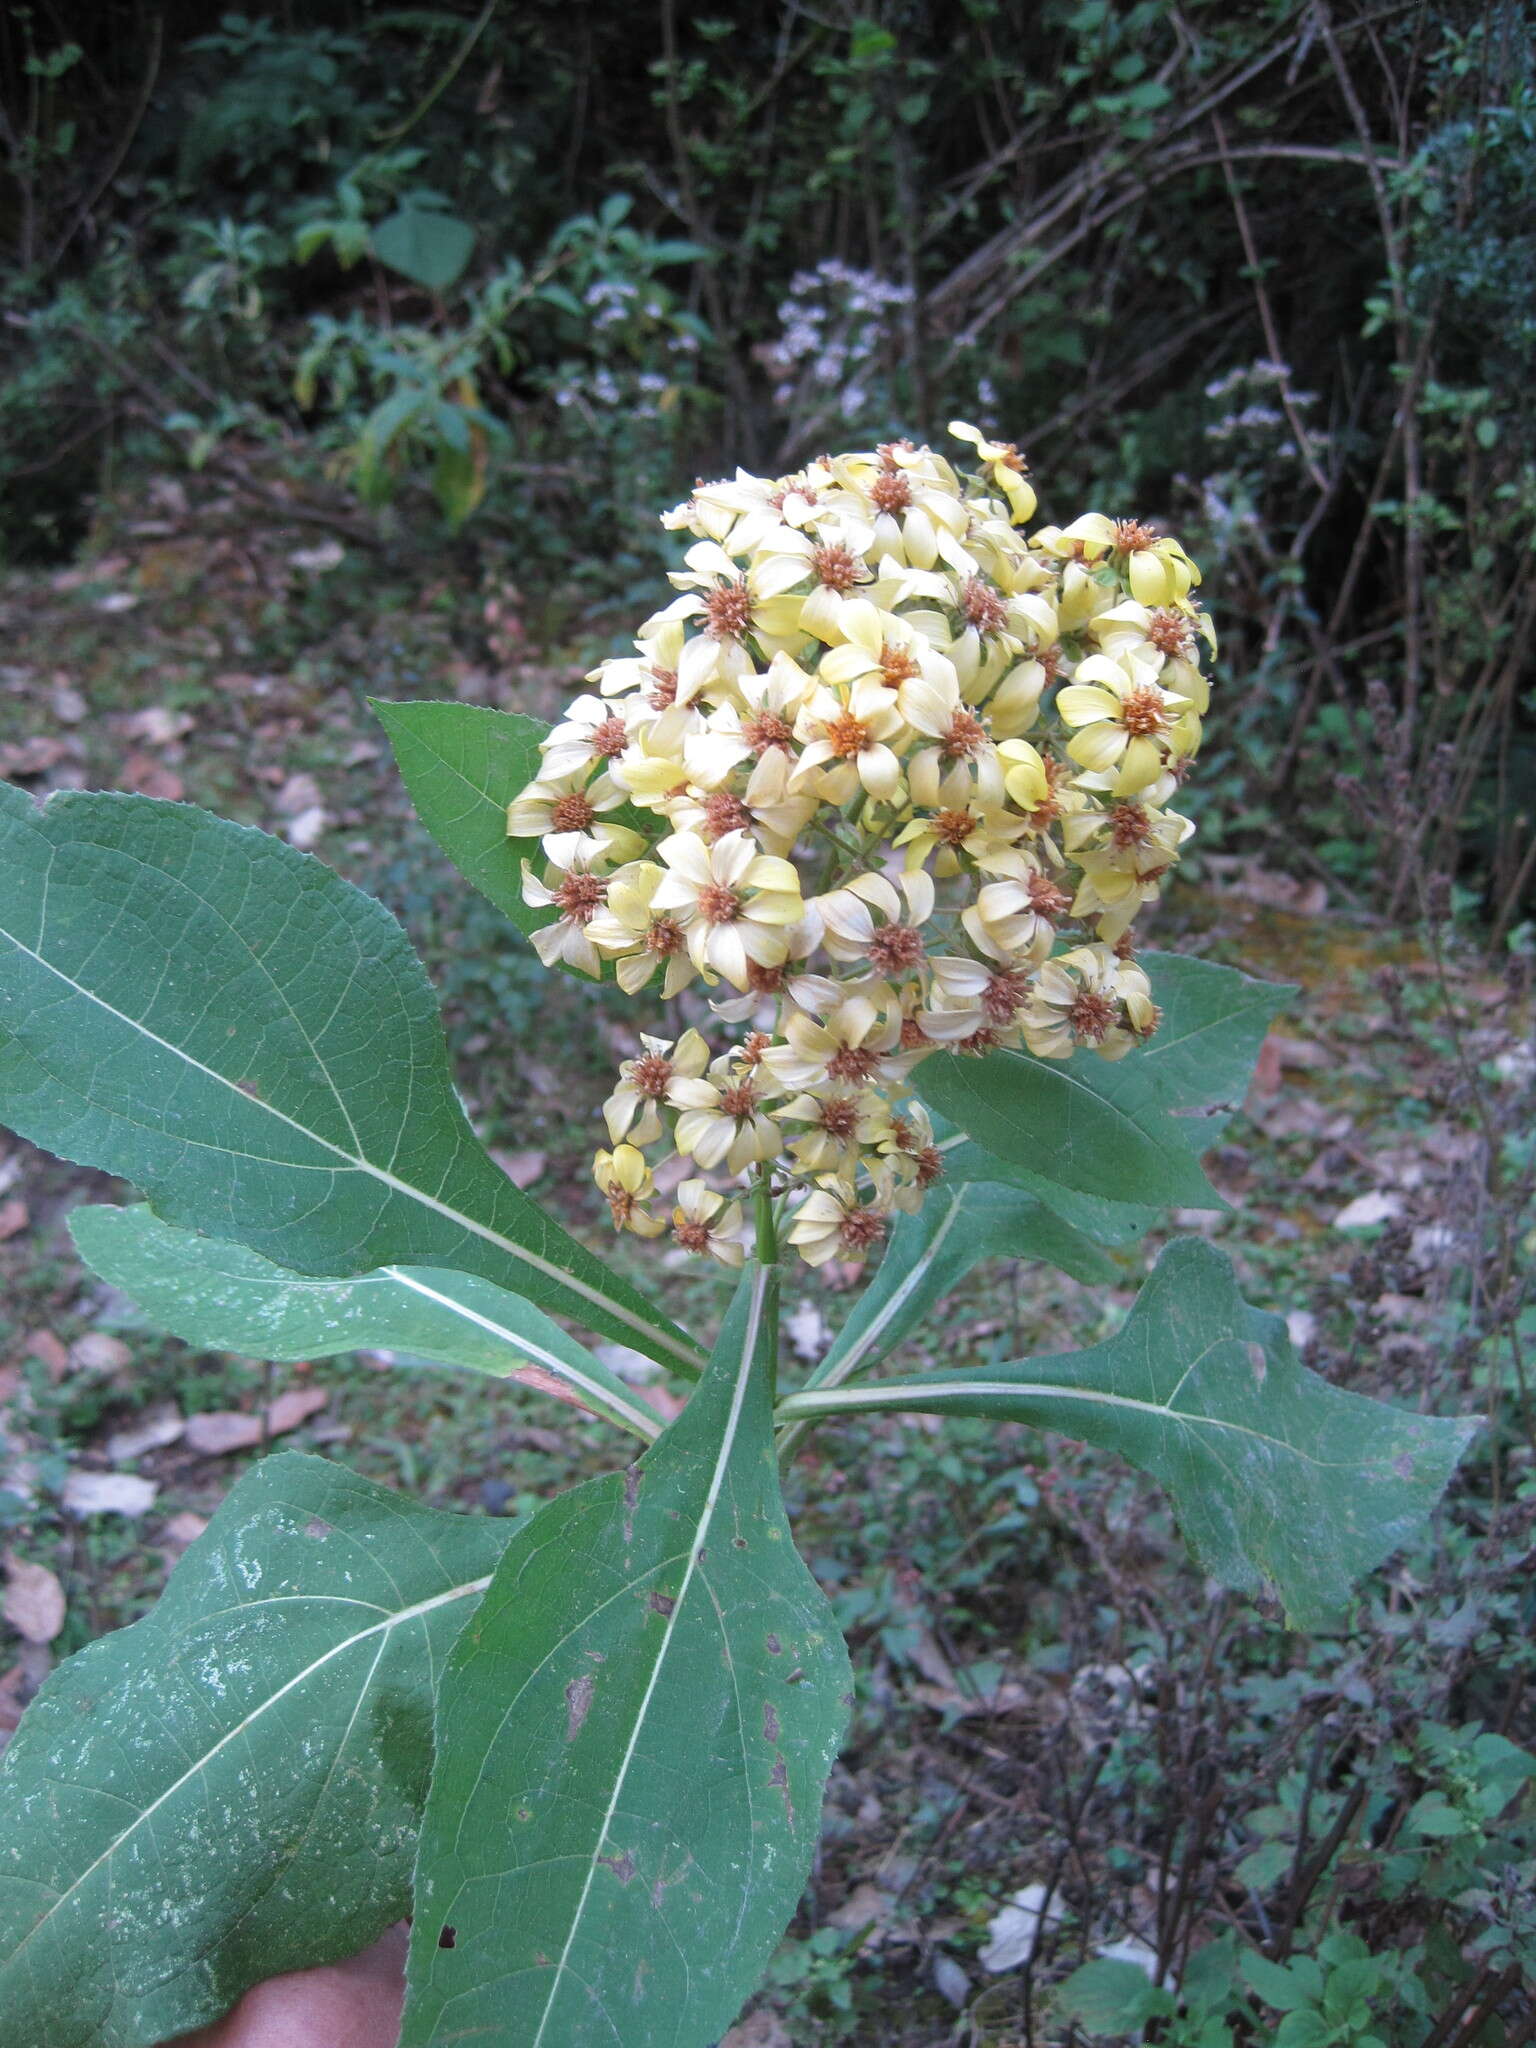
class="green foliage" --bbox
[0,1453,511,2048]
[400,1268,852,2045]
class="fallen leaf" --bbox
[273,771,324,817]
[979,1883,1064,1973]
[282,804,329,849]
[492,1148,547,1190]
[23,1330,69,1379]
[119,752,183,801]
[184,1411,265,1456]
[721,2016,792,2048]
[161,1512,208,1554]
[62,1472,158,1517]
[49,682,87,725]
[0,736,68,777]
[120,706,194,745]
[0,1200,29,1241]
[265,1387,329,1436]
[826,1881,903,1947]
[2,1553,65,1644]
[68,1332,132,1373]
[933,1955,971,2008]
[105,1406,186,1462]
[785,1300,830,1363]
[1097,1933,1161,1979]
[1333,1190,1403,1230]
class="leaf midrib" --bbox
[0,923,701,1371]
[0,1573,492,1975]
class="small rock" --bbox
[62,1472,158,1517]
[0,1200,28,1242]
[273,772,324,817]
[49,682,87,723]
[288,540,345,573]
[1285,1309,1317,1349]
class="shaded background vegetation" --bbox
[1,3,1533,2043]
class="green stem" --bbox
[753,1164,780,1404]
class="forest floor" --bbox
[2,483,1532,2044]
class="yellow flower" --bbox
[780,1086,891,1177]
[759,985,905,1093]
[593,1145,666,1237]
[785,1176,888,1267]
[670,1180,751,1266]
[601,1028,710,1145]
[669,1057,784,1174]
[649,829,803,988]
[1020,945,1153,1061]
[586,861,698,998]
[521,857,610,978]
[506,769,644,872]
[1056,655,1193,795]
[960,867,1071,965]
[948,420,1038,525]
[791,679,907,805]
[816,600,962,731]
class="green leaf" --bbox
[372,206,476,291]
[918,953,1293,1210]
[70,1205,661,1443]
[776,1240,1476,1627]
[400,1267,852,2048]
[1056,1956,1172,2032]
[0,1453,509,2048]
[934,1125,1155,1246]
[0,785,700,1375]
[374,700,551,938]
[807,1180,1118,1391]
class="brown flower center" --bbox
[704,580,753,639]
[768,479,817,511]
[554,873,605,922]
[718,1079,758,1119]
[702,790,753,840]
[915,1145,945,1188]
[825,711,870,758]
[748,961,785,995]
[740,1031,771,1065]
[1146,609,1193,659]
[549,791,596,833]
[606,1188,638,1228]
[1026,872,1071,918]
[957,1025,1001,1055]
[943,709,988,759]
[877,644,920,689]
[630,1052,674,1098]
[899,1016,934,1050]
[1118,686,1169,738]
[1109,802,1153,848]
[1114,518,1158,552]
[817,1097,859,1141]
[840,1207,886,1252]
[742,710,794,752]
[645,915,685,956]
[648,667,679,710]
[812,543,862,593]
[868,923,926,974]
[827,1044,879,1083]
[934,808,976,848]
[1069,990,1117,1043]
[982,970,1030,1024]
[870,469,912,515]
[591,716,629,758]
[698,880,743,925]
[675,1219,714,1253]
[961,577,1009,635]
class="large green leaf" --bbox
[805,1180,1118,1393]
[0,784,699,1375]
[400,1266,852,2048]
[777,1239,1476,1627]
[918,952,1293,1210]
[0,1453,509,2048]
[70,1205,661,1443]
[372,207,477,292]
[375,699,553,938]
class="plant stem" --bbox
[754,1164,780,1404]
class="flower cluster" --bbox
[510,425,1214,1267]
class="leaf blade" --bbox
[70,1205,661,1441]
[0,786,699,1374]
[400,1268,852,2047]
[0,1454,510,2048]
[778,1239,1476,1626]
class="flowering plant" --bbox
[510,424,1213,1274]
[0,432,1473,2048]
